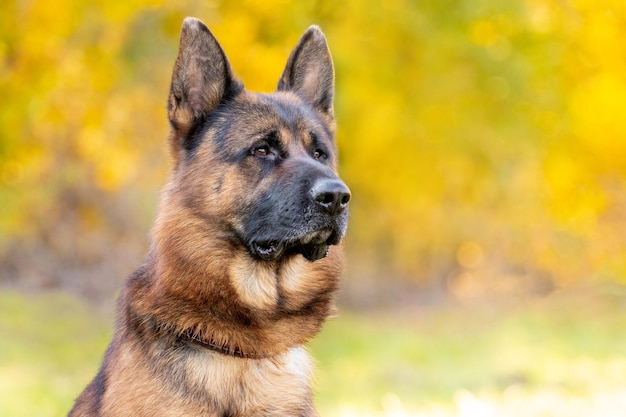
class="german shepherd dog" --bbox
[69,17,350,417]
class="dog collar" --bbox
[181,329,272,359]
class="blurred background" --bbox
[1,0,626,416]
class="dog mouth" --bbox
[249,229,338,262]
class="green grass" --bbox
[312,288,626,416]
[1,288,625,416]
[0,292,111,417]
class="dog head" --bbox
[162,18,350,264]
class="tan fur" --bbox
[69,17,347,417]
[97,343,316,416]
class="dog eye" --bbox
[252,146,270,157]
[313,149,328,160]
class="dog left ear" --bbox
[278,26,334,119]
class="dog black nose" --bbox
[311,178,351,215]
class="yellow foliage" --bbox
[2,0,626,287]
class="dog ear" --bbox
[167,17,243,155]
[278,26,334,119]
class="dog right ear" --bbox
[277,26,335,121]
[167,18,243,157]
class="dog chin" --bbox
[249,229,339,262]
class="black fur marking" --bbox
[183,97,243,161]
[183,116,210,152]
[262,130,287,158]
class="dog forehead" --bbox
[230,91,328,137]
